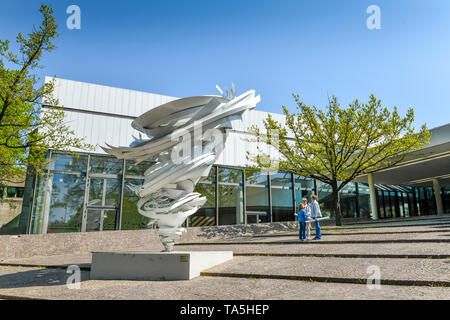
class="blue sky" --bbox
[1,0,449,129]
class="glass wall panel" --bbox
[218,167,243,225]
[425,187,436,215]
[245,170,269,224]
[47,173,85,233]
[86,209,116,232]
[415,188,422,216]
[401,192,409,217]
[191,167,216,227]
[270,172,294,222]
[419,187,427,215]
[294,175,314,206]
[358,183,371,219]
[50,152,88,172]
[340,183,357,218]
[88,178,119,208]
[121,179,152,230]
[443,186,450,214]
[377,190,385,219]
[89,155,123,175]
[124,159,155,177]
[387,191,396,218]
[30,174,50,234]
[316,180,333,218]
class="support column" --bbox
[368,173,378,220]
[432,179,444,216]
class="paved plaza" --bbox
[0,217,449,300]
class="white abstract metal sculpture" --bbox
[102,85,260,252]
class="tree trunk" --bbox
[332,186,342,226]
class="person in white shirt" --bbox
[302,198,312,240]
[310,194,322,240]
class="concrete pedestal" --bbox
[90,251,233,280]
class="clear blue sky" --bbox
[1,0,449,129]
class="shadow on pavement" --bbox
[0,267,90,289]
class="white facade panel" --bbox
[46,77,288,167]
[45,77,178,118]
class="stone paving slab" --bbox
[217,231,450,243]
[0,254,92,269]
[185,226,450,243]
[201,256,450,283]
[2,240,450,268]
[257,232,449,243]
[175,242,450,256]
[0,266,448,300]
[249,227,450,237]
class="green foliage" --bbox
[0,5,92,184]
[248,93,430,225]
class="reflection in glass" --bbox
[358,183,371,219]
[340,183,357,218]
[86,209,116,232]
[30,174,49,233]
[124,159,155,177]
[316,180,333,217]
[271,172,294,222]
[121,179,152,230]
[50,152,88,172]
[219,167,242,184]
[219,184,244,225]
[47,173,85,233]
[218,167,243,225]
[88,178,119,207]
[90,155,123,175]
[443,186,450,214]
[294,174,314,207]
[390,191,397,218]
[191,182,216,226]
[245,170,269,224]
[402,192,409,217]
[189,166,216,226]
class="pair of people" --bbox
[297,195,322,241]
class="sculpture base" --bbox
[90,251,233,280]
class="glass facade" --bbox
[316,180,333,217]
[271,172,294,222]
[218,167,244,225]
[7,150,448,235]
[245,170,269,224]
[357,183,371,219]
[190,167,216,227]
[340,183,358,218]
[443,186,450,214]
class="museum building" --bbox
[1,77,449,235]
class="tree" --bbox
[248,94,431,226]
[0,5,92,184]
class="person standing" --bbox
[310,194,322,240]
[297,203,307,241]
[302,198,312,240]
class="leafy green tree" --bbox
[249,94,431,225]
[0,5,92,184]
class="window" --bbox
[270,172,294,222]
[245,170,269,224]
[218,167,243,225]
[191,167,216,227]
[5,187,24,198]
